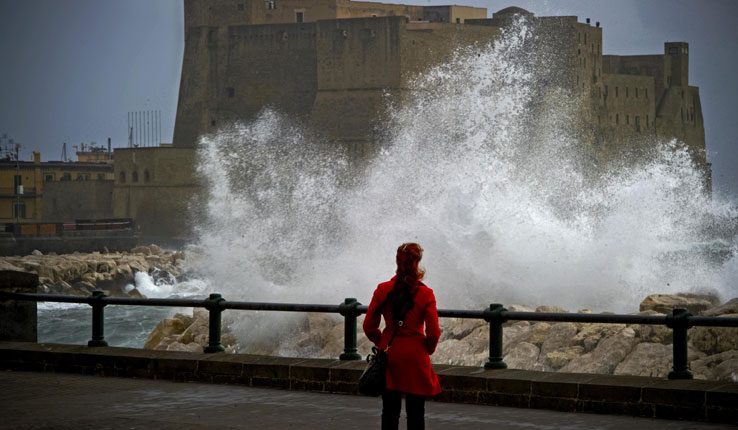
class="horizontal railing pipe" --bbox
[503,311,668,325]
[2,291,738,379]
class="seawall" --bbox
[0,342,735,424]
[0,235,138,256]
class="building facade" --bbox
[0,151,114,224]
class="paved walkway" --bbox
[0,370,732,429]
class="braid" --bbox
[388,243,424,322]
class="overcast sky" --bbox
[0,0,736,199]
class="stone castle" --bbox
[110,0,708,240]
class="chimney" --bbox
[596,21,600,27]
[32,151,41,164]
[586,18,590,24]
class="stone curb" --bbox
[0,341,735,424]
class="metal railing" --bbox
[1,291,737,380]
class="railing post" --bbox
[87,290,108,347]
[204,293,225,353]
[667,307,693,380]
[339,297,361,360]
[483,303,508,369]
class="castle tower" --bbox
[665,42,689,87]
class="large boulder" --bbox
[441,318,485,341]
[691,350,738,381]
[639,294,716,315]
[144,313,193,349]
[562,327,638,374]
[701,298,738,316]
[525,322,551,347]
[540,323,578,355]
[572,323,625,352]
[543,346,584,370]
[689,313,738,355]
[434,339,487,366]
[629,310,671,344]
[504,342,544,371]
[502,321,531,354]
[535,305,568,313]
[614,342,671,378]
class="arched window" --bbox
[119,172,126,183]
[144,169,151,183]
[132,171,139,183]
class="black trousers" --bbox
[381,390,426,430]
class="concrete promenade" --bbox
[0,370,733,430]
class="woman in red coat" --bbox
[363,243,442,430]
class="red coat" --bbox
[363,277,442,397]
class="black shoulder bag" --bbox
[358,323,397,397]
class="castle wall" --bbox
[257,0,340,24]
[602,74,655,132]
[422,6,487,23]
[223,23,318,120]
[400,22,499,82]
[655,85,706,165]
[112,148,199,240]
[341,1,424,20]
[310,17,402,141]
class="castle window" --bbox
[615,114,619,124]
[238,3,244,10]
[119,172,126,183]
[144,169,151,183]
[626,115,630,125]
[615,87,618,97]
[295,11,304,23]
[132,171,139,183]
[635,116,641,132]
[635,88,638,98]
[45,174,54,182]
[266,1,276,10]
[211,119,216,127]
[62,173,71,181]
[227,87,235,98]
[97,174,105,180]
[456,18,461,23]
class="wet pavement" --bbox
[0,370,732,429]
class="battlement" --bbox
[184,0,486,28]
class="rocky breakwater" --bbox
[431,293,738,381]
[0,245,184,298]
[162,293,737,381]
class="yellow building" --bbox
[0,151,114,223]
